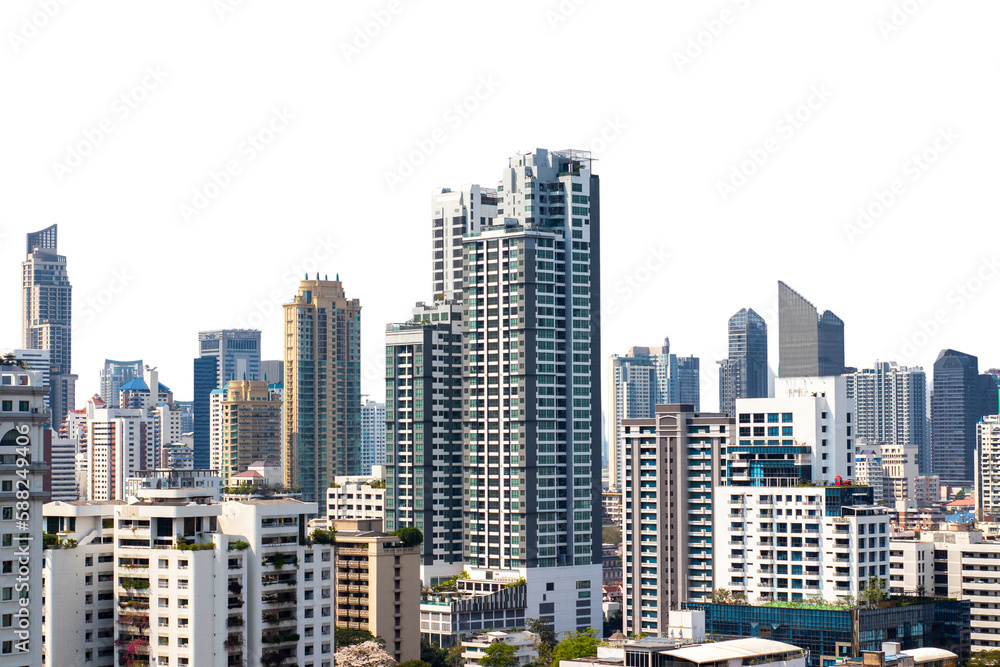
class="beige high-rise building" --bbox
[220,379,282,484]
[283,277,362,502]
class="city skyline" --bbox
[3,3,998,415]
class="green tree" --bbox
[551,628,600,666]
[421,638,450,667]
[399,661,433,667]
[335,627,377,649]
[603,608,623,637]
[602,526,621,545]
[481,642,518,667]
[393,526,424,547]
[859,574,887,609]
[445,643,465,667]
[968,650,1000,667]
[526,618,557,667]
[955,489,966,500]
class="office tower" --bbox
[209,388,225,472]
[459,149,602,633]
[979,374,1000,424]
[193,330,261,469]
[43,493,420,666]
[718,308,768,416]
[431,185,499,301]
[218,379,282,484]
[22,224,77,429]
[777,281,845,377]
[283,277,362,501]
[84,397,149,500]
[0,365,48,667]
[360,398,386,474]
[260,359,284,383]
[712,376,888,605]
[977,416,1000,519]
[930,349,995,486]
[846,362,928,470]
[608,340,700,490]
[385,300,465,582]
[193,355,217,468]
[99,359,143,407]
[620,405,732,635]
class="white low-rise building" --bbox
[327,466,386,522]
[463,631,539,667]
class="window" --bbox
[1,509,10,521]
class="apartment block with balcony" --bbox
[714,485,888,603]
[0,367,49,667]
[620,405,732,636]
[42,501,121,667]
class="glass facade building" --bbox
[778,282,844,378]
[719,308,768,417]
[686,600,970,667]
[931,349,997,485]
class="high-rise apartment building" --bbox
[620,405,731,635]
[99,359,143,408]
[219,379,282,484]
[777,281,844,378]
[458,149,603,632]
[360,398,387,474]
[43,491,420,666]
[718,308,768,417]
[0,366,49,667]
[608,340,701,490]
[930,349,997,485]
[84,400,149,501]
[976,415,1000,519]
[283,278,362,502]
[431,185,499,301]
[846,362,928,471]
[22,225,76,428]
[385,300,465,583]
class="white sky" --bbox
[2,1,998,425]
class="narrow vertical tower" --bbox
[461,149,602,632]
[283,277,362,501]
[22,224,76,428]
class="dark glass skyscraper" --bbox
[192,356,218,469]
[777,281,844,377]
[718,308,768,416]
[931,349,996,485]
